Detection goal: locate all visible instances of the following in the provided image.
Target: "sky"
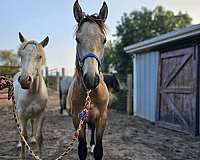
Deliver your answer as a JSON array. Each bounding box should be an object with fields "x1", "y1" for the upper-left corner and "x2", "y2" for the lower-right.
[{"x1": 0, "y1": 0, "x2": 200, "y2": 75}]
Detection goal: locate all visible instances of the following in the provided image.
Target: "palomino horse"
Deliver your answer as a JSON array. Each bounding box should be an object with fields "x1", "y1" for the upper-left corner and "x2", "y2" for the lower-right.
[
  {"x1": 67, "y1": 1, "x2": 109, "y2": 159},
  {"x1": 59, "y1": 73, "x2": 120, "y2": 114},
  {"x1": 13, "y1": 32, "x2": 49, "y2": 159}
]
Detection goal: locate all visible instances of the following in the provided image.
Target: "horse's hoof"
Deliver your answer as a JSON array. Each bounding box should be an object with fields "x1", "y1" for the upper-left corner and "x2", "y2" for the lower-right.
[
  {"x1": 30, "y1": 137, "x2": 37, "y2": 144},
  {"x1": 17, "y1": 142, "x2": 21, "y2": 148},
  {"x1": 63, "y1": 110, "x2": 69, "y2": 116},
  {"x1": 90, "y1": 144, "x2": 95, "y2": 153},
  {"x1": 60, "y1": 109, "x2": 63, "y2": 114}
]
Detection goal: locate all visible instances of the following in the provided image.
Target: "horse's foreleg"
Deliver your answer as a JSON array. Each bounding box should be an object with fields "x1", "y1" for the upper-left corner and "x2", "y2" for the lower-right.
[
  {"x1": 36, "y1": 114, "x2": 44, "y2": 157},
  {"x1": 30, "y1": 119, "x2": 37, "y2": 144},
  {"x1": 63, "y1": 93, "x2": 67, "y2": 110},
  {"x1": 73, "y1": 118, "x2": 87, "y2": 160},
  {"x1": 63, "y1": 94, "x2": 68, "y2": 115},
  {"x1": 90, "y1": 124, "x2": 95, "y2": 153},
  {"x1": 78, "y1": 125, "x2": 87, "y2": 160},
  {"x1": 59, "y1": 93, "x2": 63, "y2": 114},
  {"x1": 94, "y1": 116, "x2": 107, "y2": 160},
  {"x1": 60, "y1": 93, "x2": 68, "y2": 115},
  {"x1": 19, "y1": 121, "x2": 28, "y2": 160},
  {"x1": 31, "y1": 119, "x2": 34, "y2": 137}
]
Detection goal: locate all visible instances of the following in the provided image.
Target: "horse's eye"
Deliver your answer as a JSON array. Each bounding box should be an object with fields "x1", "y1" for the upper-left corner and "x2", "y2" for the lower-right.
[
  {"x1": 76, "y1": 37, "x2": 80, "y2": 43},
  {"x1": 38, "y1": 55, "x2": 42, "y2": 59},
  {"x1": 103, "y1": 38, "x2": 107, "y2": 44}
]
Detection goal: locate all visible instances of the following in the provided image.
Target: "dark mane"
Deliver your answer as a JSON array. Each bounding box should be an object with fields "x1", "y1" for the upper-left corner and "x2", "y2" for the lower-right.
[
  {"x1": 22, "y1": 41, "x2": 38, "y2": 49},
  {"x1": 76, "y1": 14, "x2": 107, "y2": 34}
]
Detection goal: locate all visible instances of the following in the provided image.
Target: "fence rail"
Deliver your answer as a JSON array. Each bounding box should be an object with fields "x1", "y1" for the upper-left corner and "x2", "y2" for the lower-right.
[
  {"x1": 0, "y1": 89, "x2": 8, "y2": 99},
  {"x1": 0, "y1": 66, "x2": 134, "y2": 115},
  {"x1": 45, "y1": 67, "x2": 65, "y2": 90}
]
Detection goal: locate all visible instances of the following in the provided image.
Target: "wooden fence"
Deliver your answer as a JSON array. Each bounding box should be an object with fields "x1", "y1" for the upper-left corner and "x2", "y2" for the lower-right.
[
  {"x1": 127, "y1": 74, "x2": 133, "y2": 115},
  {"x1": 0, "y1": 65, "x2": 134, "y2": 115},
  {"x1": 44, "y1": 67, "x2": 65, "y2": 90},
  {"x1": 0, "y1": 88, "x2": 8, "y2": 100}
]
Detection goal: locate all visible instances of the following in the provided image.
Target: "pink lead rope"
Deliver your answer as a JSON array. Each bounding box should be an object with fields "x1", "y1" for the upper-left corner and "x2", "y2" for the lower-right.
[{"x1": 0, "y1": 76, "x2": 92, "y2": 160}]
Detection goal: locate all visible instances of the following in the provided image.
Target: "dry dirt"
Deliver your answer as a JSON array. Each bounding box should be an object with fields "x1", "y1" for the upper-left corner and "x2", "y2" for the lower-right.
[{"x1": 0, "y1": 90, "x2": 200, "y2": 160}]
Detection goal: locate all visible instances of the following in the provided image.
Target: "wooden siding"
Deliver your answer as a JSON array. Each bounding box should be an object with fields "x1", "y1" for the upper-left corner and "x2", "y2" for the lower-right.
[
  {"x1": 156, "y1": 46, "x2": 199, "y2": 135},
  {"x1": 133, "y1": 51, "x2": 159, "y2": 122}
]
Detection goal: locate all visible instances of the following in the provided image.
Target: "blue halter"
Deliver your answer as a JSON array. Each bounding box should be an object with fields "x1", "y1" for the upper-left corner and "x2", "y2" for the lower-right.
[{"x1": 76, "y1": 52, "x2": 104, "y2": 71}]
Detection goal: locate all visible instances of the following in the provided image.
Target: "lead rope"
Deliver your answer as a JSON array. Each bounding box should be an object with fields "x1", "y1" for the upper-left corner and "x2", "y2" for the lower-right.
[
  {"x1": 55, "y1": 90, "x2": 91, "y2": 160},
  {"x1": 4, "y1": 77, "x2": 42, "y2": 160},
  {"x1": 0, "y1": 76, "x2": 91, "y2": 160}
]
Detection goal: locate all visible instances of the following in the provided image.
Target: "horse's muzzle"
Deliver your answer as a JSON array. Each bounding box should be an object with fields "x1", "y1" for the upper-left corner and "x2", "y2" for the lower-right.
[
  {"x1": 83, "y1": 73, "x2": 100, "y2": 90},
  {"x1": 18, "y1": 74, "x2": 32, "y2": 89}
]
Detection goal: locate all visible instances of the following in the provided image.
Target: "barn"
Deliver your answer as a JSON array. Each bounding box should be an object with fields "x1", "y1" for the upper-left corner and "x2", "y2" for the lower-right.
[{"x1": 124, "y1": 24, "x2": 200, "y2": 135}]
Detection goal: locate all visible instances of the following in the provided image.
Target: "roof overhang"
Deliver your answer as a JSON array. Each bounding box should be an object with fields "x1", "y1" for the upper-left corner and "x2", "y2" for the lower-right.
[{"x1": 124, "y1": 24, "x2": 200, "y2": 55}]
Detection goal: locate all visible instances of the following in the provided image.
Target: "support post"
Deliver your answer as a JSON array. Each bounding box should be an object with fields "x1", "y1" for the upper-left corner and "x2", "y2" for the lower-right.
[
  {"x1": 62, "y1": 68, "x2": 65, "y2": 77},
  {"x1": 56, "y1": 71, "x2": 60, "y2": 91},
  {"x1": 127, "y1": 74, "x2": 133, "y2": 115}
]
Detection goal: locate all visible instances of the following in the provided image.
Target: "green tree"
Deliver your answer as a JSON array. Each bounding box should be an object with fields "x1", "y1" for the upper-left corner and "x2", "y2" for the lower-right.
[
  {"x1": 103, "y1": 41, "x2": 115, "y2": 73},
  {"x1": 0, "y1": 50, "x2": 19, "y2": 75},
  {"x1": 104, "y1": 6, "x2": 192, "y2": 75}
]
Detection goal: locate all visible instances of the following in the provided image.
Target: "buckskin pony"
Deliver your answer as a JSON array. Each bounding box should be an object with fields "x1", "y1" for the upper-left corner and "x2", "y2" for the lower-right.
[{"x1": 67, "y1": 1, "x2": 109, "y2": 159}]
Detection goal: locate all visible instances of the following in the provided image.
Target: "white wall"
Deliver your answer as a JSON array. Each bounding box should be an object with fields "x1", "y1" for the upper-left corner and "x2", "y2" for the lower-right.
[{"x1": 133, "y1": 51, "x2": 159, "y2": 122}]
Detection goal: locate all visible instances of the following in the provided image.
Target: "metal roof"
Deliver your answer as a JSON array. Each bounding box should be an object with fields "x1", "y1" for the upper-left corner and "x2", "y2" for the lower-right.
[{"x1": 124, "y1": 24, "x2": 200, "y2": 54}]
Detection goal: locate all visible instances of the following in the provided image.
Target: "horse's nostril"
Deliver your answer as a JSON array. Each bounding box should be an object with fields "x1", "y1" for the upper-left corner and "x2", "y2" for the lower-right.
[
  {"x1": 18, "y1": 76, "x2": 21, "y2": 82},
  {"x1": 28, "y1": 76, "x2": 32, "y2": 82},
  {"x1": 83, "y1": 73, "x2": 100, "y2": 90},
  {"x1": 83, "y1": 73, "x2": 92, "y2": 89},
  {"x1": 95, "y1": 74, "x2": 100, "y2": 85}
]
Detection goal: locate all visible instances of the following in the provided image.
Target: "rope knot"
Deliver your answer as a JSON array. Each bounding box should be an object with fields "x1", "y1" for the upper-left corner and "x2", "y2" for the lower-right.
[
  {"x1": 0, "y1": 76, "x2": 14, "y2": 100},
  {"x1": 79, "y1": 108, "x2": 89, "y2": 119}
]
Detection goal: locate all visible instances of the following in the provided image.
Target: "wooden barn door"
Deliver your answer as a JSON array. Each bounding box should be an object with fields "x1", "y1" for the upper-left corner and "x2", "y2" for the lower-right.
[{"x1": 156, "y1": 46, "x2": 199, "y2": 135}]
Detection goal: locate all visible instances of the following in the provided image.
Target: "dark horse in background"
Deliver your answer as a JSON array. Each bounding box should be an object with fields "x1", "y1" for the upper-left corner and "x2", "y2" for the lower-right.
[
  {"x1": 59, "y1": 76, "x2": 73, "y2": 114},
  {"x1": 59, "y1": 73, "x2": 120, "y2": 114}
]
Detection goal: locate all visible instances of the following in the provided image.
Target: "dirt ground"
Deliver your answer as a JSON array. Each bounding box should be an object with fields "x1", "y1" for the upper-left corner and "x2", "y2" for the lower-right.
[{"x1": 0, "y1": 90, "x2": 200, "y2": 160}]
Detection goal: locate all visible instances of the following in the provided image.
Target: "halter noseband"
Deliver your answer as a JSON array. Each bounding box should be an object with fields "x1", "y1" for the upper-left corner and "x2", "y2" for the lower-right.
[
  {"x1": 75, "y1": 15, "x2": 106, "y2": 73},
  {"x1": 76, "y1": 51, "x2": 104, "y2": 72}
]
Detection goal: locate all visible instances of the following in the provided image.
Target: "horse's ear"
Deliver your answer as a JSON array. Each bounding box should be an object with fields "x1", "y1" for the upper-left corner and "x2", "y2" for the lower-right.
[
  {"x1": 40, "y1": 36, "x2": 49, "y2": 48},
  {"x1": 73, "y1": 0, "x2": 84, "y2": 23},
  {"x1": 19, "y1": 32, "x2": 27, "y2": 43},
  {"x1": 99, "y1": 2, "x2": 108, "y2": 22}
]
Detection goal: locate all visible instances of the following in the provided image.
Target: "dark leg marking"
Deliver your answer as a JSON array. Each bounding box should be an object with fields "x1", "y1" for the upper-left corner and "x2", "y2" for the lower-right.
[
  {"x1": 94, "y1": 139, "x2": 103, "y2": 160},
  {"x1": 78, "y1": 137, "x2": 87, "y2": 160}
]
